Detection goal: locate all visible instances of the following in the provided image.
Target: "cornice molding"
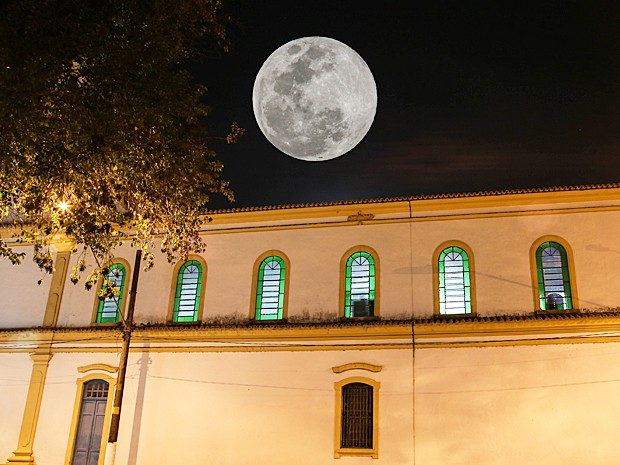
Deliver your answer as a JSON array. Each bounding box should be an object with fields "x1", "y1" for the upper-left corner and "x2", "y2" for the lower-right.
[
  {"x1": 205, "y1": 183, "x2": 620, "y2": 215},
  {"x1": 199, "y1": 185, "x2": 620, "y2": 233},
  {"x1": 3, "y1": 313, "x2": 620, "y2": 351}
]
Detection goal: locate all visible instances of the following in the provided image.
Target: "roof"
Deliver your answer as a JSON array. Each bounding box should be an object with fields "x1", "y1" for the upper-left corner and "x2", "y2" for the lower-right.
[{"x1": 206, "y1": 183, "x2": 620, "y2": 214}]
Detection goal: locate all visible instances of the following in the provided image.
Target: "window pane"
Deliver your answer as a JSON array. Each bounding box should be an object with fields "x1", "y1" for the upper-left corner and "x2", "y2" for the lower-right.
[
  {"x1": 438, "y1": 247, "x2": 471, "y2": 314},
  {"x1": 345, "y1": 252, "x2": 375, "y2": 318},
  {"x1": 97, "y1": 264, "x2": 125, "y2": 323},
  {"x1": 537, "y1": 242, "x2": 572, "y2": 310},
  {"x1": 256, "y1": 256, "x2": 285, "y2": 320},
  {"x1": 173, "y1": 261, "x2": 202, "y2": 322}
]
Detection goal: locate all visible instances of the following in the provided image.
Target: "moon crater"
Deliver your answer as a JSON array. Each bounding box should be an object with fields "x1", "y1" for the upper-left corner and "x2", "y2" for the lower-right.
[{"x1": 253, "y1": 37, "x2": 377, "y2": 161}]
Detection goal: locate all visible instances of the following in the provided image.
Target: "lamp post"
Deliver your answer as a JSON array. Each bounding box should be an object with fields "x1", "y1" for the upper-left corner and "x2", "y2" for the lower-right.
[{"x1": 105, "y1": 249, "x2": 142, "y2": 465}]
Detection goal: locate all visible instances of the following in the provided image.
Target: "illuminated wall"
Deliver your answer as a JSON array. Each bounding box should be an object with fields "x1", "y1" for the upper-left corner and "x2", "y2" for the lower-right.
[{"x1": 1, "y1": 186, "x2": 620, "y2": 465}]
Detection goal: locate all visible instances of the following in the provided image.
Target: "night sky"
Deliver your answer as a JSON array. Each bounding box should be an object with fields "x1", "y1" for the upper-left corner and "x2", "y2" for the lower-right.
[{"x1": 202, "y1": 1, "x2": 620, "y2": 209}]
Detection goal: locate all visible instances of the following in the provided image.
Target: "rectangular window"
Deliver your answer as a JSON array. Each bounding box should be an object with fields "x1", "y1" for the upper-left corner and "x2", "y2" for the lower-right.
[
  {"x1": 335, "y1": 378, "x2": 379, "y2": 458},
  {"x1": 341, "y1": 383, "x2": 373, "y2": 449}
]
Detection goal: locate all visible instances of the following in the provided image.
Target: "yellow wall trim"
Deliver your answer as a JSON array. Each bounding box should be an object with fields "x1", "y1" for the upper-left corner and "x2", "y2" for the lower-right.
[
  {"x1": 197, "y1": 185, "x2": 620, "y2": 233},
  {"x1": 332, "y1": 362, "x2": 383, "y2": 373},
  {"x1": 5, "y1": 353, "x2": 53, "y2": 464},
  {"x1": 4, "y1": 314, "x2": 620, "y2": 353},
  {"x1": 77, "y1": 363, "x2": 119, "y2": 373},
  {"x1": 43, "y1": 250, "x2": 71, "y2": 327}
]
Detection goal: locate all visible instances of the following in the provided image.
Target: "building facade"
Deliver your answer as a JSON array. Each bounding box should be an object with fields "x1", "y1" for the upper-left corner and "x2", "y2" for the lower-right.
[{"x1": 2, "y1": 185, "x2": 620, "y2": 465}]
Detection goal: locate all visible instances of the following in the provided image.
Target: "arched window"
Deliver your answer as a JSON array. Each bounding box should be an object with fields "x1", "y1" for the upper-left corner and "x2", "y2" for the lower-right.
[
  {"x1": 71, "y1": 379, "x2": 109, "y2": 465},
  {"x1": 254, "y1": 255, "x2": 287, "y2": 320},
  {"x1": 95, "y1": 263, "x2": 126, "y2": 323},
  {"x1": 536, "y1": 241, "x2": 573, "y2": 310},
  {"x1": 438, "y1": 246, "x2": 472, "y2": 315},
  {"x1": 344, "y1": 251, "x2": 376, "y2": 318},
  {"x1": 172, "y1": 260, "x2": 203, "y2": 322}
]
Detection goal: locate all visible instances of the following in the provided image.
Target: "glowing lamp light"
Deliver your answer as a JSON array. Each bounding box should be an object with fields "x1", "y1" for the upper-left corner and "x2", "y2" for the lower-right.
[{"x1": 57, "y1": 200, "x2": 70, "y2": 212}]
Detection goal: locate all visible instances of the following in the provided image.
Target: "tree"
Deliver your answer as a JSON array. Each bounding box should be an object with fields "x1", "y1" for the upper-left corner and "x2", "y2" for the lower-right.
[{"x1": 0, "y1": 0, "x2": 243, "y2": 291}]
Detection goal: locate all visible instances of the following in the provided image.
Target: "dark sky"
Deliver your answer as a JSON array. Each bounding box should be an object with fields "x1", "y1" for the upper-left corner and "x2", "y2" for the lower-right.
[{"x1": 202, "y1": 1, "x2": 620, "y2": 209}]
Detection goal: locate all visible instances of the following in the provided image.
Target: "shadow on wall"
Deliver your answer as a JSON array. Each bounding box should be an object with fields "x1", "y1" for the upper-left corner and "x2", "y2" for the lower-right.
[
  {"x1": 393, "y1": 265, "x2": 610, "y2": 310},
  {"x1": 393, "y1": 265, "x2": 431, "y2": 275},
  {"x1": 586, "y1": 243, "x2": 620, "y2": 255},
  {"x1": 127, "y1": 347, "x2": 151, "y2": 465}
]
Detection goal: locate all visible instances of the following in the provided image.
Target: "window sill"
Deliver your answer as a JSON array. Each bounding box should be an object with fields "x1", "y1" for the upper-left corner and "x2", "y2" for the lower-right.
[
  {"x1": 534, "y1": 308, "x2": 580, "y2": 315},
  {"x1": 339, "y1": 316, "x2": 380, "y2": 322},
  {"x1": 335, "y1": 447, "x2": 378, "y2": 459},
  {"x1": 250, "y1": 318, "x2": 288, "y2": 324},
  {"x1": 433, "y1": 313, "x2": 477, "y2": 320}
]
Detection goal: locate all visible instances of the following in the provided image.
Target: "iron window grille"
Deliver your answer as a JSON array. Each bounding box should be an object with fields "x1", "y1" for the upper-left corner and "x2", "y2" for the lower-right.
[
  {"x1": 84, "y1": 380, "x2": 109, "y2": 399},
  {"x1": 341, "y1": 382, "x2": 373, "y2": 449}
]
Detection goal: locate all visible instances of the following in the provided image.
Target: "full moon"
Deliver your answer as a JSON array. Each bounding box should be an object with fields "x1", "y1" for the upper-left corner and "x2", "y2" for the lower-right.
[{"x1": 252, "y1": 36, "x2": 377, "y2": 161}]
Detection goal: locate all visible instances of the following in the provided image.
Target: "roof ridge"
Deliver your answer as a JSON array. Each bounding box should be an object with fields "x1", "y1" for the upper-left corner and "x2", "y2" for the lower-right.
[{"x1": 205, "y1": 183, "x2": 620, "y2": 214}]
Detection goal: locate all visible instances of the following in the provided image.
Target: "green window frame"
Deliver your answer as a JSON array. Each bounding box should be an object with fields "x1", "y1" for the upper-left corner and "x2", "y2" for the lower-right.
[
  {"x1": 96, "y1": 263, "x2": 126, "y2": 323},
  {"x1": 255, "y1": 255, "x2": 285, "y2": 320},
  {"x1": 344, "y1": 251, "x2": 375, "y2": 318},
  {"x1": 536, "y1": 241, "x2": 573, "y2": 310},
  {"x1": 438, "y1": 246, "x2": 472, "y2": 315},
  {"x1": 172, "y1": 260, "x2": 203, "y2": 322}
]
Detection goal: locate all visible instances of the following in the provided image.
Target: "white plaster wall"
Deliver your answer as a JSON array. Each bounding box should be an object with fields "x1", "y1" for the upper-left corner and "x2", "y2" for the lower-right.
[
  {"x1": 132, "y1": 251, "x2": 176, "y2": 324},
  {"x1": 37, "y1": 205, "x2": 620, "y2": 326},
  {"x1": 415, "y1": 342, "x2": 620, "y2": 465},
  {"x1": 396, "y1": 209, "x2": 620, "y2": 316},
  {"x1": 111, "y1": 349, "x2": 414, "y2": 465},
  {"x1": 34, "y1": 351, "x2": 122, "y2": 464},
  {"x1": 0, "y1": 248, "x2": 50, "y2": 328},
  {"x1": 10, "y1": 341, "x2": 620, "y2": 465},
  {"x1": 58, "y1": 250, "x2": 114, "y2": 327},
  {"x1": 201, "y1": 222, "x2": 415, "y2": 320},
  {"x1": 58, "y1": 242, "x2": 199, "y2": 326},
  {"x1": 0, "y1": 353, "x2": 32, "y2": 459}
]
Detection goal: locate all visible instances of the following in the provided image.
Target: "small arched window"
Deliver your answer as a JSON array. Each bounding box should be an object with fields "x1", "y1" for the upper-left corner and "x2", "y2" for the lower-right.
[
  {"x1": 344, "y1": 251, "x2": 376, "y2": 318},
  {"x1": 536, "y1": 241, "x2": 573, "y2": 310},
  {"x1": 438, "y1": 246, "x2": 472, "y2": 315},
  {"x1": 341, "y1": 383, "x2": 374, "y2": 449},
  {"x1": 255, "y1": 255, "x2": 286, "y2": 320},
  {"x1": 335, "y1": 377, "x2": 380, "y2": 458},
  {"x1": 96, "y1": 263, "x2": 126, "y2": 323},
  {"x1": 172, "y1": 260, "x2": 203, "y2": 322}
]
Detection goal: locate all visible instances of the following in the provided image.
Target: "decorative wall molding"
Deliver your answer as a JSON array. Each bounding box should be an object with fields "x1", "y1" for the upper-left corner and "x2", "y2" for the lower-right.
[
  {"x1": 77, "y1": 363, "x2": 119, "y2": 374},
  {"x1": 332, "y1": 362, "x2": 383, "y2": 373}
]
